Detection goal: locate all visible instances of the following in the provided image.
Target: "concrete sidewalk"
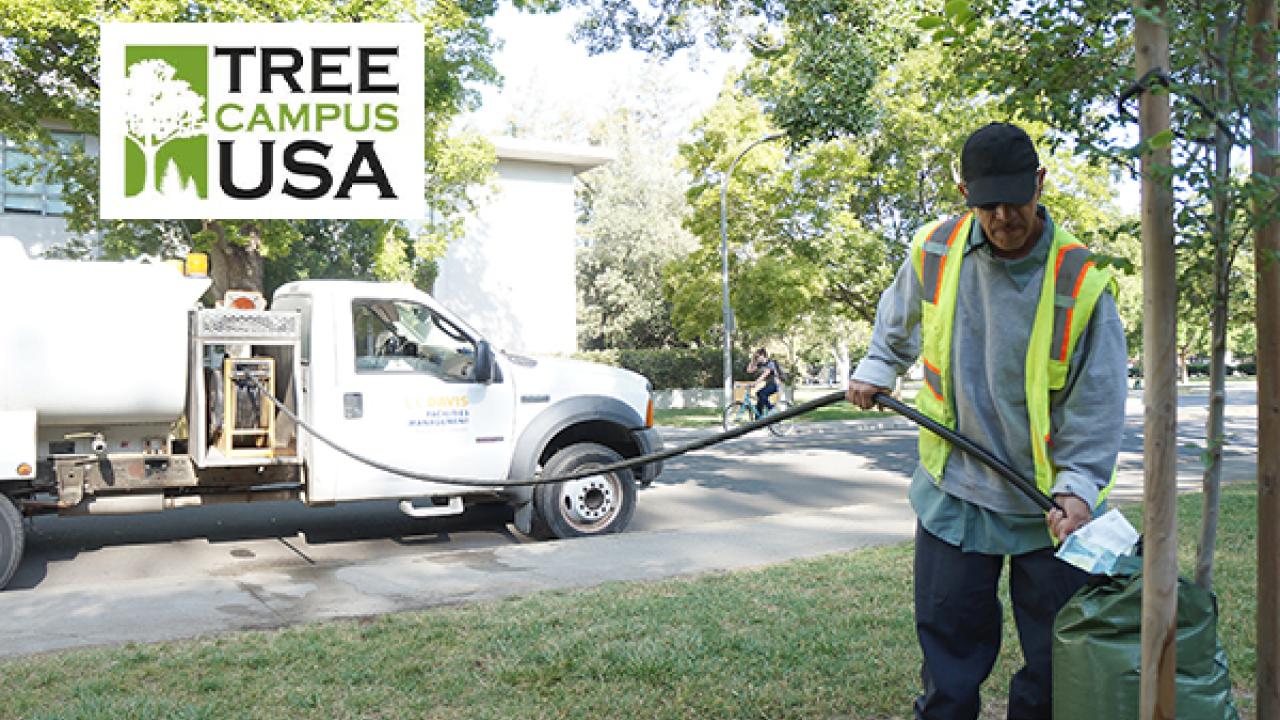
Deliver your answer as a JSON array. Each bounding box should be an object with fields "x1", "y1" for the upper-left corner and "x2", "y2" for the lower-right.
[{"x1": 0, "y1": 499, "x2": 918, "y2": 659}]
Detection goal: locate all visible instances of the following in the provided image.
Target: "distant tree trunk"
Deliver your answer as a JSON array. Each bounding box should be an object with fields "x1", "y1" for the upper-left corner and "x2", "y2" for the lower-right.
[
  {"x1": 832, "y1": 341, "x2": 850, "y2": 390},
  {"x1": 206, "y1": 221, "x2": 265, "y2": 300},
  {"x1": 1195, "y1": 14, "x2": 1235, "y2": 593}
]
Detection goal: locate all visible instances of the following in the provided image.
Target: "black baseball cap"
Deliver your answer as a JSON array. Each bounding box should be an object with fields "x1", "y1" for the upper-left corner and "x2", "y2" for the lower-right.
[{"x1": 961, "y1": 122, "x2": 1040, "y2": 207}]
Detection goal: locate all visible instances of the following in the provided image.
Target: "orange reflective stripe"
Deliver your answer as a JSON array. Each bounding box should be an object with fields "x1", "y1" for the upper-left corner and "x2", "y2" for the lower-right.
[
  {"x1": 934, "y1": 215, "x2": 967, "y2": 304},
  {"x1": 922, "y1": 357, "x2": 944, "y2": 401},
  {"x1": 920, "y1": 214, "x2": 970, "y2": 305},
  {"x1": 1051, "y1": 244, "x2": 1093, "y2": 362},
  {"x1": 1053, "y1": 243, "x2": 1085, "y2": 282},
  {"x1": 1060, "y1": 259, "x2": 1095, "y2": 361}
]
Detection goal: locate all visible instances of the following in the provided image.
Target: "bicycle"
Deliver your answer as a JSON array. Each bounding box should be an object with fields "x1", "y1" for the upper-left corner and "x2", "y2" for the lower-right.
[{"x1": 722, "y1": 384, "x2": 795, "y2": 436}]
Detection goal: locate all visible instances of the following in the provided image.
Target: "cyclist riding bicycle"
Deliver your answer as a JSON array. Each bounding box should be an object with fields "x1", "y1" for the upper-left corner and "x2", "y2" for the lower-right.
[{"x1": 746, "y1": 348, "x2": 782, "y2": 412}]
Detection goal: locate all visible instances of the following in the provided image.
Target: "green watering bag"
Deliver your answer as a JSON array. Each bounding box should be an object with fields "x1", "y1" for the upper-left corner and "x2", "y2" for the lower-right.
[{"x1": 1052, "y1": 557, "x2": 1239, "y2": 720}]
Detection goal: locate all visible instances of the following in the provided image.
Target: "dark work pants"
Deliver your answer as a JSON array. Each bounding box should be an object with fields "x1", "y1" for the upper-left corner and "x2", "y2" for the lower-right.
[{"x1": 912, "y1": 523, "x2": 1089, "y2": 720}]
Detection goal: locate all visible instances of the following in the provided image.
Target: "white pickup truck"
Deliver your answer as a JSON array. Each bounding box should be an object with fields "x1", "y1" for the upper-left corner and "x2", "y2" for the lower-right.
[{"x1": 0, "y1": 238, "x2": 662, "y2": 589}]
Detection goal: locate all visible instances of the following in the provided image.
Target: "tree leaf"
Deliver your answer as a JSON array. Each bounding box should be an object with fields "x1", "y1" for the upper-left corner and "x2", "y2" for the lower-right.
[
  {"x1": 916, "y1": 15, "x2": 945, "y2": 30},
  {"x1": 1149, "y1": 129, "x2": 1175, "y2": 149},
  {"x1": 944, "y1": 0, "x2": 970, "y2": 19}
]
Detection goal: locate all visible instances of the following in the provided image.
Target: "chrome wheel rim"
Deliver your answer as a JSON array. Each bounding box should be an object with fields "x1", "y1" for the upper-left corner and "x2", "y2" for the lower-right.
[{"x1": 558, "y1": 468, "x2": 620, "y2": 532}]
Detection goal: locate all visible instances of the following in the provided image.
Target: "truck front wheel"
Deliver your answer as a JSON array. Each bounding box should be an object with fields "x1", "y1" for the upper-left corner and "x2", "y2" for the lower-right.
[
  {"x1": 532, "y1": 443, "x2": 636, "y2": 540},
  {"x1": 0, "y1": 494, "x2": 24, "y2": 590}
]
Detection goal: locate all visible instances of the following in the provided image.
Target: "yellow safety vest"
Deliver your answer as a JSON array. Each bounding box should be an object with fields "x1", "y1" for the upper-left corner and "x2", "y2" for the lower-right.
[{"x1": 910, "y1": 212, "x2": 1118, "y2": 504}]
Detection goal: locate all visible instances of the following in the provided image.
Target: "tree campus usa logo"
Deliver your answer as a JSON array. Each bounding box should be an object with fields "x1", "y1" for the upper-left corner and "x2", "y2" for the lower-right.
[{"x1": 100, "y1": 23, "x2": 425, "y2": 220}]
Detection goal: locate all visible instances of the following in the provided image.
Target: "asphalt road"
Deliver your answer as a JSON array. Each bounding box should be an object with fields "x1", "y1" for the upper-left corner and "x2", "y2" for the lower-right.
[
  {"x1": 7, "y1": 420, "x2": 918, "y2": 593},
  {"x1": 0, "y1": 383, "x2": 1258, "y2": 655}
]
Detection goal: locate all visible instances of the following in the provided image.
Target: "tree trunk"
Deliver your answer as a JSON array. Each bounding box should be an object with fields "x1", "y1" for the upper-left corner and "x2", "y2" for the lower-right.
[
  {"x1": 1195, "y1": 17, "x2": 1234, "y2": 592},
  {"x1": 1247, "y1": 0, "x2": 1279, "y2": 714},
  {"x1": 1134, "y1": 2, "x2": 1179, "y2": 716},
  {"x1": 206, "y1": 221, "x2": 266, "y2": 300},
  {"x1": 832, "y1": 341, "x2": 850, "y2": 390},
  {"x1": 1195, "y1": 185, "x2": 1229, "y2": 591}
]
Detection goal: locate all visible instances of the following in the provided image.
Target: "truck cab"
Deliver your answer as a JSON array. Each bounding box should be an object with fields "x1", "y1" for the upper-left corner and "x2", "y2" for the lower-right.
[
  {"x1": 271, "y1": 280, "x2": 662, "y2": 528},
  {"x1": 0, "y1": 242, "x2": 662, "y2": 590}
]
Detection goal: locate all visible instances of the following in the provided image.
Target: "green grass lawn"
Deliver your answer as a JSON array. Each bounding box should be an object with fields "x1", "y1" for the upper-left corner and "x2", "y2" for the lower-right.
[{"x1": 0, "y1": 485, "x2": 1259, "y2": 719}]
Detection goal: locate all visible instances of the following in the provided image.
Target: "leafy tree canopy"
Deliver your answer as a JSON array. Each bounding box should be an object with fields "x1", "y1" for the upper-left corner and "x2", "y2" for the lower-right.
[
  {"x1": 670, "y1": 43, "x2": 1139, "y2": 362},
  {"x1": 566, "y1": 0, "x2": 927, "y2": 144}
]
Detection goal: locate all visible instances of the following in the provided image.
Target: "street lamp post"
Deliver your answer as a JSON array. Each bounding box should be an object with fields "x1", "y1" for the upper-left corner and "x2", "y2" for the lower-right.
[{"x1": 719, "y1": 132, "x2": 785, "y2": 406}]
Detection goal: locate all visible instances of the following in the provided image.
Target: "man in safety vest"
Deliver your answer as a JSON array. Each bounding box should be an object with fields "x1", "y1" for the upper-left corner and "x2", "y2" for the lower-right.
[{"x1": 846, "y1": 122, "x2": 1127, "y2": 720}]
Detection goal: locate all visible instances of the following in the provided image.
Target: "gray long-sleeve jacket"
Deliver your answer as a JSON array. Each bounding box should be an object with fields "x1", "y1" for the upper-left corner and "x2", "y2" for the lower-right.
[{"x1": 853, "y1": 208, "x2": 1129, "y2": 516}]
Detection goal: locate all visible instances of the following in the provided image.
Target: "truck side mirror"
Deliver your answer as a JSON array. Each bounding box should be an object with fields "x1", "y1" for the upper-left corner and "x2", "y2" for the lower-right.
[{"x1": 473, "y1": 340, "x2": 496, "y2": 384}]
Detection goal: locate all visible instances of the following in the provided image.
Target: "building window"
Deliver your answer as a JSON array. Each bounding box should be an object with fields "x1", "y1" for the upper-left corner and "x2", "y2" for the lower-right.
[{"x1": 0, "y1": 132, "x2": 83, "y2": 216}]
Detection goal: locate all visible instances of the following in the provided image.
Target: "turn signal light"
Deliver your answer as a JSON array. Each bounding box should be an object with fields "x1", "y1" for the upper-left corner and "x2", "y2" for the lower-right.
[
  {"x1": 646, "y1": 397, "x2": 655, "y2": 428},
  {"x1": 16, "y1": 463, "x2": 32, "y2": 477}
]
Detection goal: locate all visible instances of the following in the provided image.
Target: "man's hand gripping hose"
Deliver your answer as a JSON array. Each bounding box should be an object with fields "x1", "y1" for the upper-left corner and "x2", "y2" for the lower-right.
[{"x1": 243, "y1": 376, "x2": 848, "y2": 488}]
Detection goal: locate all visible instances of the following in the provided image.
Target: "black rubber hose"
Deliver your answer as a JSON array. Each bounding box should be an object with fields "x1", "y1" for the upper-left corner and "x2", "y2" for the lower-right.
[
  {"x1": 249, "y1": 377, "x2": 848, "y2": 487},
  {"x1": 252, "y1": 375, "x2": 1067, "y2": 514},
  {"x1": 871, "y1": 391, "x2": 1062, "y2": 514}
]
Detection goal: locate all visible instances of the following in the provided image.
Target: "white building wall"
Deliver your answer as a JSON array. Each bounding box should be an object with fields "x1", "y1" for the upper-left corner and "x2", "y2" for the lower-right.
[{"x1": 433, "y1": 138, "x2": 610, "y2": 356}]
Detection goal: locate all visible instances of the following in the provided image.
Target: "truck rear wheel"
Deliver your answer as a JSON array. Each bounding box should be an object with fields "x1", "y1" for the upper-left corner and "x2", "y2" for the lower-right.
[
  {"x1": 532, "y1": 443, "x2": 636, "y2": 540},
  {"x1": 0, "y1": 494, "x2": 24, "y2": 591}
]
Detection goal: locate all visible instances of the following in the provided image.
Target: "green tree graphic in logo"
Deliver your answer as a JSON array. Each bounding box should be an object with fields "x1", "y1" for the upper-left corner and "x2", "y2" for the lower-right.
[{"x1": 123, "y1": 46, "x2": 208, "y2": 199}]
